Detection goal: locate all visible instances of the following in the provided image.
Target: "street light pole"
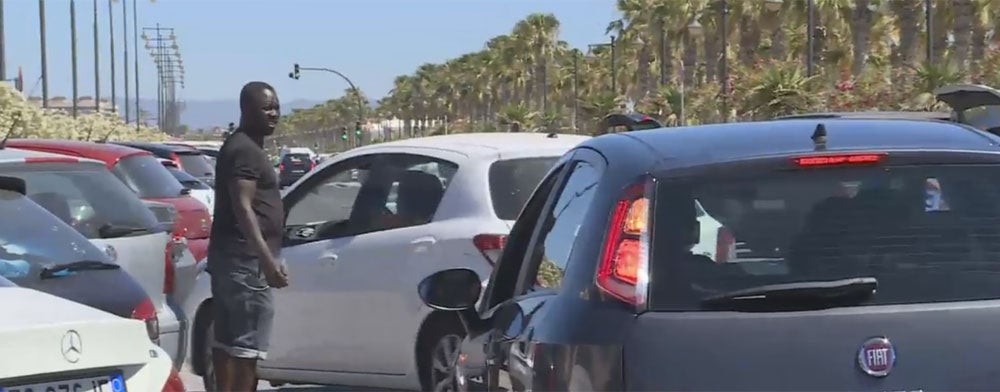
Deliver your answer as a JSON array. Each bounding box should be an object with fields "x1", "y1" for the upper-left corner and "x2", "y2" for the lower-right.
[
  {"x1": 108, "y1": 0, "x2": 115, "y2": 115},
  {"x1": 806, "y1": 0, "x2": 815, "y2": 76},
  {"x1": 70, "y1": 0, "x2": 79, "y2": 118},
  {"x1": 719, "y1": 0, "x2": 730, "y2": 123},
  {"x1": 92, "y1": 0, "x2": 100, "y2": 113},
  {"x1": 132, "y1": 0, "x2": 139, "y2": 130},
  {"x1": 38, "y1": 0, "x2": 49, "y2": 107},
  {"x1": 572, "y1": 50, "x2": 578, "y2": 133},
  {"x1": 925, "y1": 0, "x2": 933, "y2": 64},
  {"x1": 610, "y1": 35, "x2": 617, "y2": 96},
  {"x1": 122, "y1": 0, "x2": 129, "y2": 122},
  {"x1": 0, "y1": 0, "x2": 6, "y2": 81}
]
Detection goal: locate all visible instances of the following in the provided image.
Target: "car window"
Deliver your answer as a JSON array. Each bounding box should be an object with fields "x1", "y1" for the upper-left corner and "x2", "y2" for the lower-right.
[
  {"x1": 0, "y1": 189, "x2": 109, "y2": 282},
  {"x1": 167, "y1": 167, "x2": 211, "y2": 190},
  {"x1": 489, "y1": 157, "x2": 559, "y2": 220},
  {"x1": 285, "y1": 160, "x2": 371, "y2": 229},
  {"x1": 648, "y1": 164, "x2": 1000, "y2": 311},
  {"x1": 282, "y1": 153, "x2": 312, "y2": 165},
  {"x1": 4, "y1": 163, "x2": 160, "y2": 239},
  {"x1": 177, "y1": 151, "x2": 215, "y2": 177},
  {"x1": 526, "y1": 161, "x2": 600, "y2": 291},
  {"x1": 113, "y1": 154, "x2": 186, "y2": 198}
]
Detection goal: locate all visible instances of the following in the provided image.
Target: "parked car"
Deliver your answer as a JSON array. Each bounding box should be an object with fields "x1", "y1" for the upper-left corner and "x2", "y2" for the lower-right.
[
  {"x1": 7, "y1": 139, "x2": 212, "y2": 262},
  {"x1": 417, "y1": 118, "x2": 1000, "y2": 391},
  {"x1": 600, "y1": 112, "x2": 664, "y2": 133},
  {"x1": 0, "y1": 175, "x2": 159, "y2": 344},
  {"x1": 116, "y1": 142, "x2": 216, "y2": 187},
  {"x1": 185, "y1": 132, "x2": 589, "y2": 390},
  {"x1": 0, "y1": 146, "x2": 189, "y2": 368},
  {"x1": 0, "y1": 282, "x2": 184, "y2": 391},
  {"x1": 160, "y1": 159, "x2": 214, "y2": 214},
  {"x1": 278, "y1": 151, "x2": 316, "y2": 187}
]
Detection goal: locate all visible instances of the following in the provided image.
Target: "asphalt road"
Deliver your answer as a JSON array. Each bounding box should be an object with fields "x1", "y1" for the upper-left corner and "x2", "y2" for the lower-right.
[{"x1": 179, "y1": 364, "x2": 402, "y2": 392}]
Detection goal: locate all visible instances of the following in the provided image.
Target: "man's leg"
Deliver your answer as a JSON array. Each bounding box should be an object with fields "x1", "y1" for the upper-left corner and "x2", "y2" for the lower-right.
[
  {"x1": 210, "y1": 275, "x2": 235, "y2": 392},
  {"x1": 226, "y1": 270, "x2": 275, "y2": 392},
  {"x1": 212, "y1": 349, "x2": 234, "y2": 392},
  {"x1": 231, "y1": 358, "x2": 260, "y2": 391}
]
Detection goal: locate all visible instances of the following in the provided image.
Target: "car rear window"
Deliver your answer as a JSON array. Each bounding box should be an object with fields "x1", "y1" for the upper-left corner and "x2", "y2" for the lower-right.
[
  {"x1": 0, "y1": 189, "x2": 109, "y2": 281},
  {"x1": 177, "y1": 151, "x2": 215, "y2": 177},
  {"x1": 649, "y1": 164, "x2": 1000, "y2": 311},
  {"x1": 3, "y1": 163, "x2": 160, "y2": 240},
  {"x1": 167, "y1": 167, "x2": 211, "y2": 190},
  {"x1": 488, "y1": 157, "x2": 559, "y2": 220},
  {"x1": 113, "y1": 155, "x2": 186, "y2": 198},
  {"x1": 282, "y1": 153, "x2": 312, "y2": 165}
]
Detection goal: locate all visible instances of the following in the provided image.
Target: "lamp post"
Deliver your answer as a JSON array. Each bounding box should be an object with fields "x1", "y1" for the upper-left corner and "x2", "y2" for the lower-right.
[
  {"x1": 108, "y1": 0, "x2": 115, "y2": 115},
  {"x1": 683, "y1": 18, "x2": 704, "y2": 126},
  {"x1": 806, "y1": 0, "x2": 815, "y2": 76},
  {"x1": 143, "y1": 25, "x2": 183, "y2": 133},
  {"x1": 0, "y1": 0, "x2": 6, "y2": 80},
  {"x1": 588, "y1": 36, "x2": 617, "y2": 96},
  {"x1": 288, "y1": 64, "x2": 366, "y2": 147},
  {"x1": 92, "y1": 0, "x2": 100, "y2": 113},
  {"x1": 718, "y1": 0, "x2": 730, "y2": 122},
  {"x1": 70, "y1": 0, "x2": 79, "y2": 118},
  {"x1": 122, "y1": 0, "x2": 129, "y2": 122},
  {"x1": 38, "y1": 0, "x2": 49, "y2": 107},
  {"x1": 572, "y1": 49, "x2": 579, "y2": 132},
  {"x1": 924, "y1": 0, "x2": 933, "y2": 64}
]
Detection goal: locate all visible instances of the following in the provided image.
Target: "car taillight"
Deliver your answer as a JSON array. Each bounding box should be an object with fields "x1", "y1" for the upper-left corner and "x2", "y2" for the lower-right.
[
  {"x1": 279, "y1": 163, "x2": 285, "y2": 171},
  {"x1": 162, "y1": 367, "x2": 186, "y2": 392},
  {"x1": 596, "y1": 179, "x2": 652, "y2": 306},
  {"x1": 164, "y1": 235, "x2": 183, "y2": 294},
  {"x1": 170, "y1": 152, "x2": 182, "y2": 168},
  {"x1": 715, "y1": 227, "x2": 736, "y2": 263},
  {"x1": 473, "y1": 234, "x2": 507, "y2": 266},
  {"x1": 131, "y1": 297, "x2": 160, "y2": 343}
]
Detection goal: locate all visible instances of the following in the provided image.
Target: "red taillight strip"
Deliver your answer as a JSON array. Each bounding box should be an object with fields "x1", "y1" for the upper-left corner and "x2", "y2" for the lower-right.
[{"x1": 792, "y1": 153, "x2": 886, "y2": 167}]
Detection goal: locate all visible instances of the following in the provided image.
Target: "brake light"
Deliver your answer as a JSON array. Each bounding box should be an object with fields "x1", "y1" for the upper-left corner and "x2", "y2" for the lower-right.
[
  {"x1": 23, "y1": 157, "x2": 78, "y2": 164},
  {"x1": 170, "y1": 152, "x2": 182, "y2": 168},
  {"x1": 596, "y1": 179, "x2": 652, "y2": 306},
  {"x1": 161, "y1": 367, "x2": 186, "y2": 392},
  {"x1": 130, "y1": 297, "x2": 160, "y2": 343},
  {"x1": 311, "y1": 161, "x2": 316, "y2": 170},
  {"x1": 715, "y1": 227, "x2": 736, "y2": 263},
  {"x1": 473, "y1": 234, "x2": 507, "y2": 266},
  {"x1": 792, "y1": 153, "x2": 884, "y2": 167},
  {"x1": 279, "y1": 163, "x2": 285, "y2": 171}
]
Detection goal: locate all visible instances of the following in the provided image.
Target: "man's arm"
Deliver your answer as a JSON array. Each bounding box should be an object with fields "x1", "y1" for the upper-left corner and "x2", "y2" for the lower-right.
[{"x1": 229, "y1": 178, "x2": 280, "y2": 275}]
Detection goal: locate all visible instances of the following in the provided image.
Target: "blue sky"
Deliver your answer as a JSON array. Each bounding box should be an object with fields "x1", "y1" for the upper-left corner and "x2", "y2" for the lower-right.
[{"x1": 4, "y1": 0, "x2": 619, "y2": 102}]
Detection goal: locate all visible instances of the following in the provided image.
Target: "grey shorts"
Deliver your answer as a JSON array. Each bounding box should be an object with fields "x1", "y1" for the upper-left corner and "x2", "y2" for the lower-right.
[{"x1": 210, "y1": 269, "x2": 274, "y2": 360}]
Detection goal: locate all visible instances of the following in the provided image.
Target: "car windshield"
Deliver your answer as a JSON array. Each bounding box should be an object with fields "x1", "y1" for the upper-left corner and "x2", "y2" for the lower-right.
[
  {"x1": 113, "y1": 154, "x2": 187, "y2": 198},
  {"x1": 488, "y1": 157, "x2": 559, "y2": 220},
  {"x1": 177, "y1": 151, "x2": 215, "y2": 177},
  {"x1": 3, "y1": 163, "x2": 161, "y2": 240},
  {"x1": 649, "y1": 164, "x2": 1000, "y2": 311},
  {"x1": 167, "y1": 167, "x2": 211, "y2": 190},
  {"x1": 0, "y1": 189, "x2": 109, "y2": 282}
]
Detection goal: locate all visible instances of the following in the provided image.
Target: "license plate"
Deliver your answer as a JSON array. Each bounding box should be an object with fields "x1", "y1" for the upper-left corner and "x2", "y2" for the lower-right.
[
  {"x1": 1, "y1": 373, "x2": 126, "y2": 392},
  {"x1": 292, "y1": 170, "x2": 305, "y2": 174}
]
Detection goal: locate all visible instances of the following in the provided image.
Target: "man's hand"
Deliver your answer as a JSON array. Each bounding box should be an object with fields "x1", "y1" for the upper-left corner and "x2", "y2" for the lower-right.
[{"x1": 264, "y1": 259, "x2": 289, "y2": 288}]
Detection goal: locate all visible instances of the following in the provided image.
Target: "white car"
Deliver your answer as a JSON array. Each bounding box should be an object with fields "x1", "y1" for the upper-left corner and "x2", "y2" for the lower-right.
[
  {"x1": 184, "y1": 132, "x2": 589, "y2": 390},
  {"x1": 0, "y1": 148, "x2": 185, "y2": 368},
  {"x1": 0, "y1": 279, "x2": 183, "y2": 391},
  {"x1": 162, "y1": 163, "x2": 215, "y2": 215}
]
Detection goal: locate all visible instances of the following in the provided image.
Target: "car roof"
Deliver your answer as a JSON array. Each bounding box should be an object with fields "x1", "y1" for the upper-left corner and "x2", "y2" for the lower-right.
[
  {"x1": 600, "y1": 119, "x2": 1000, "y2": 168},
  {"x1": 776, "y1": 111, "x2": 952, "y2": 121},
  {"x1": 0, "y1": 146, "x2": 107, "y2": 167},
  {"x1": 352, "y1": 132, "x2": 591, "y2": 158},
  {"x1": 4, "y1": 139, "x2": 152, "y2": 165},
  {"x1": 115, "y1": 141, "x2": 201, "y2": 154}
]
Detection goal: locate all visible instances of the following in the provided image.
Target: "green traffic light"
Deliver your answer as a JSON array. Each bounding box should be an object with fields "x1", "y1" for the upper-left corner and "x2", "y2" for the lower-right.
[{"x1": 355, "y1": 130, "x2": 362, "y2": 135}]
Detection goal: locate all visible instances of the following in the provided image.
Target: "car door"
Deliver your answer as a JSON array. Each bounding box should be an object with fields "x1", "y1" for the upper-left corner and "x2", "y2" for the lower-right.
[
  {"x1": 262, "y1": 154, "x2": 381, "y2": 371},
  {"x1": 481, "y1": 150, "x2": 606, "y2": 391}
]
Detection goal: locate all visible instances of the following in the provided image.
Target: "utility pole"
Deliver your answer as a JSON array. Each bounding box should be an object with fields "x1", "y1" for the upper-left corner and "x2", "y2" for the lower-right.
[
  {"x1": 122, "y1": 0, "x2": 129, "y2": 122},
  {"x1": 38, "y1": 0, "x2": 49, "y2": 107},
  {"x1": 108, "y1": 0, "x2": 115, "y2": 116},
  {"x1": 0, "y1": 0, "x2": 6, "y2": 81},
  {"x1": 133, "y1": 0, "x2": 139, "y2": 130},
  {"x1": 143, "y1": 25, "x2": 184, "y2": 134},
  {"x1": 92, "y1": 0, "x2": 100, "y2": 112},
  {"x1": 70, "y1": 0, "x2": 79, "y2": 118}
]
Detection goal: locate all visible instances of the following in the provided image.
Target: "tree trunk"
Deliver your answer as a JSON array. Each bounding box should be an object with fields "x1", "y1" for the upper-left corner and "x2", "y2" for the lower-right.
[
  {"x1": 851, "y1": 0, "x2": 874, "y2": 77},
  {"x1": 950, "y1": 0, "x2": 974, "y2": 72}
]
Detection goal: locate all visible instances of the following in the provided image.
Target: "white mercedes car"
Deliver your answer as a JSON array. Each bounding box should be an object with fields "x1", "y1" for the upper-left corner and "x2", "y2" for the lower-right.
[{"x1": 0, "y1": 277, "x2": 184, "y2": 391}]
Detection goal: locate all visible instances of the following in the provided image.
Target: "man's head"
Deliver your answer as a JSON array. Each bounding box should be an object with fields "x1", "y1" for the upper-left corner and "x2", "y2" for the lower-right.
[{"x1": 239, "y1": 81, "x2": 280, "y2": 136}]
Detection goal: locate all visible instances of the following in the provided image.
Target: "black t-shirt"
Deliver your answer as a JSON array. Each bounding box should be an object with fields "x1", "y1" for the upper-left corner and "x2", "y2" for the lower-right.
[{"x1": 208, "y1": 131, "x2": 284, "y2": 274}]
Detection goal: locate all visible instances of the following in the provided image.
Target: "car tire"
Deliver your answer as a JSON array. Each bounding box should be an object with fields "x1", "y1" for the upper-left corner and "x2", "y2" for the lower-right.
[
  {"x1": 419, "y1": 317, "x2": 465, "y2": 392},
  {"x1": 199, "y1": 315, "x2": 217, "y2": 392}
]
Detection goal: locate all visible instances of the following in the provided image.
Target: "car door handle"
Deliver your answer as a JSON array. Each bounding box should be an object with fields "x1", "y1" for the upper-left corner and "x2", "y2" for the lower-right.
[
  {"x1": 319, "y1": 252, "x2": 338, "y2": 265},
  {"x1": 411, "y1": 236, "x2": 437, "y2": 245}
]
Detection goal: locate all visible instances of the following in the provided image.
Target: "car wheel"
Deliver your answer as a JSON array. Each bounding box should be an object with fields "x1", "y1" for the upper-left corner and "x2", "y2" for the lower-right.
[
  {"x1": 420, "y1": 321, "x2": 464, "y2": 392},
  {"x1": 200, "y1": 316, "x2": 217, "y2": 392}
]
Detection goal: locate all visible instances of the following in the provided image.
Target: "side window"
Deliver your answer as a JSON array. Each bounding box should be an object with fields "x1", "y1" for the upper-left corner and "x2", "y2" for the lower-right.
[
  {"x1": 383, "y1": 160, "x2": 456, "y2": 224},
  {"x1": 284, "y1": 159, "x2": 373, "y2": 238},
  {"x1": 527, "y1": 161, "x2": 600, "y2": 291}
]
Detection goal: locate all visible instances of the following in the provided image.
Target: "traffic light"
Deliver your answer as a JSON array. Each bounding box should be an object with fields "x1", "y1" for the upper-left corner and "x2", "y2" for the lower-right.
[
  {"x1": 340, "y1": 126, "x2": 348, "y2": 141},
  {"x1": 354, "y1": 121, "x2": 362, "y2": 136},
  {"x1": 289, "y1": 64, "x2": 301, "y2": 80}
]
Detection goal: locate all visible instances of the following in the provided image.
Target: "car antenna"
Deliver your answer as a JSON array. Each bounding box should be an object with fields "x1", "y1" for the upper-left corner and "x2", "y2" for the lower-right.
[
  {"x1": 811, "y1": 123, "x2": 827, "y2": 151},
  {"x1": 0, "y1": 112, "x2": 23, "y2": 150}
]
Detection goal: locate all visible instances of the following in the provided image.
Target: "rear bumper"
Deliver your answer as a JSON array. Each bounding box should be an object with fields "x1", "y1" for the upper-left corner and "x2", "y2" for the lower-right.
[{"x1": 280, "y1": 172, "x2": 306, "y2": 186}]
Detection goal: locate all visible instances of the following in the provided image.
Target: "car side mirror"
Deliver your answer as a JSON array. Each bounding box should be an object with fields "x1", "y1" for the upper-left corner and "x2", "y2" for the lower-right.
[
  {"x1": 180, "y1": 187, "x2": 192, "y2": 195},
  {"x1": 417, "y1": 268, "x2": 482, "y2": 311}
]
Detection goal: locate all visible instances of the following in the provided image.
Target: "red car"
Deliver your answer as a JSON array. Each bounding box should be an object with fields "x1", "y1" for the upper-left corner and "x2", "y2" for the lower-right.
[{"x1": 6, "y1": 139, "x2": 212, "y2": 262}]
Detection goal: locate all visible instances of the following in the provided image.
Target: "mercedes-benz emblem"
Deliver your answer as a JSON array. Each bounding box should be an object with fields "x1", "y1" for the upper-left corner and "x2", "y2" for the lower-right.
[
  {"x1": 61, "y1": 330, "x2": 83, "y2": 363},
  {"x1": 104, "y1": 245, "x2": 118, "y2": 262},
  {"x1": 858, "y1": 336, "x2": 896, "y2": 377}
]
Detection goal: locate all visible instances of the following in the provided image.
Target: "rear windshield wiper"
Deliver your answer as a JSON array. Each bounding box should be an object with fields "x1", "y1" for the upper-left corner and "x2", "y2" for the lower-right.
[
  {"x1": 40, "y1": 260, "x2": 120, "y2": 279},
  {"x1": 98, "y1": 223, "x2": 151, "y2": 239},
  {"x1": 700, "y1": 277, "x2": 877, "y2": 311}
]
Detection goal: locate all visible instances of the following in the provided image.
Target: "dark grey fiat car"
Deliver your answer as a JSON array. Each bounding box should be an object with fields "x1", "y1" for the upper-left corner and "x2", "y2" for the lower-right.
[{"x1": 418, "y1": 118, "x2": 1000, "y2": 391}]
